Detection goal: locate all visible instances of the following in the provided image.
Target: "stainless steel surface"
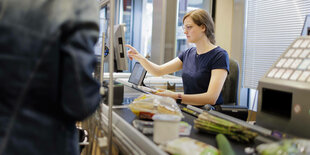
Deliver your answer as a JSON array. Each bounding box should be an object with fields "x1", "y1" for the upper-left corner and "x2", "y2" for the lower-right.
[
  {"x1": 100, "y1": 32, "x2": 105, "y2": 95},
  {"x1": 108, "y1": 0, "x2": 115, "y2": 154},
  {"x1": 100, "y1": 103, "x2": 167, "y2": 155},
  {"x1": 100, "y1": 32, "x2": 105, "y2": 86}
]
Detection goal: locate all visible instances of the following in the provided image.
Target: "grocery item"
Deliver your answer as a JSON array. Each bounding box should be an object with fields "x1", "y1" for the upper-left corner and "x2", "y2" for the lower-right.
[
  {"x1": 132, "y1": 120, "x2": 153, "y2": 134},
  {"x1": 163, "y1": 137, "x2": 219, "y2": 155},
  {"x1": 256, "y1": 139, "x2": 310, "y2": 155},
  {"x1": 194, "y1": 112, "x2": 257, "y2": 143},
  {"x1": 132, "y1": 120, "x2": 192, "y2": 136},
  {"x1": 128, "y1": 94, "x2": 183, "y2": 119},
  {"x1": 216, "y1": 134, "x2": 236, "y2": 155},
  {"x1": 152, "y1": 114, "x2": 181, "y2": 144}
]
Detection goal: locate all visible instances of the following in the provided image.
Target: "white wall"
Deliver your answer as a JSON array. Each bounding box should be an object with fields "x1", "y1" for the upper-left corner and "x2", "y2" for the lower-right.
[{"x1": 215, "y1": 0, "x2": 233, "y2": 56}]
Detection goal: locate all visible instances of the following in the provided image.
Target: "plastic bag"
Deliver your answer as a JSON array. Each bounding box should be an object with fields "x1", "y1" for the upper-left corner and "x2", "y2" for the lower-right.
[
  {"x1": 256, "y1": 139, "x2": 310, "y2": 155},
  {"x1": 162, "y1": 137, "x2": 219, "y2": 155},
  {"x1": 128, "y1": 94, "x2": 184, "y2": 120}
]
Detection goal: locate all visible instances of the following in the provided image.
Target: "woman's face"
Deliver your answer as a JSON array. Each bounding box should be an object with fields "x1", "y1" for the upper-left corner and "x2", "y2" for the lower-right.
[{"x1": 183, "y1": 17, "x2": 205, "y2": 43}]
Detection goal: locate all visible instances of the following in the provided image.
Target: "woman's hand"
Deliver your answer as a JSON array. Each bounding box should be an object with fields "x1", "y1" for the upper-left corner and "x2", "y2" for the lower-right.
[
  {"x1": 155, "y1": 89, "x2": 178, "y2": 99},
  {"x1": 125, "y1": 44, "x2": 144, "y2": 61}
]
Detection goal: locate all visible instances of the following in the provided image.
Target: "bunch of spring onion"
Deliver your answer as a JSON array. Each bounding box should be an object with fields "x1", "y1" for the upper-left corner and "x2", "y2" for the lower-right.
[{"x1": 194, "y1": 112, "x2": 258, "y2": 143}]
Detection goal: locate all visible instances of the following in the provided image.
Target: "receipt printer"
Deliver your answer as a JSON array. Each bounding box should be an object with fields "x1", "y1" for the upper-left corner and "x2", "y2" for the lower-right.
[
  {"x1": 102, "y1": 81, "x2": 124, "y2": 105},
  {"x1": 214, "y1": 105, "x2": 248, "y2": 121}
]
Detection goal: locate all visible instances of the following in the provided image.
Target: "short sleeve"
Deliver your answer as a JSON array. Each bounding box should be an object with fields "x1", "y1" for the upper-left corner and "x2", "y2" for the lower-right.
[
  {"x1": 178, "y1": 47, "x2": 194, "y2": 62},
  {"x1": 211, "y1": 50, "x2": 230, "y2": 74},
  {"x1": 178, "y1": 51, "x2": 184, "y2": 62}
]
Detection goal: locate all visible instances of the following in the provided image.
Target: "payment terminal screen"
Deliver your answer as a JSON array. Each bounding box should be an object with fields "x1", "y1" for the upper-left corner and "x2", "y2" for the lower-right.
[{"x1": 128, "y1": 62, "x2": 146, "y2": 86}]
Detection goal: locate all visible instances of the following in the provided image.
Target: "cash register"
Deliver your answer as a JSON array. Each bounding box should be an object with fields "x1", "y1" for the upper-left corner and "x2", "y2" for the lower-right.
[{"x1": 256, "y1": 15, "x2": 310, "y2": 138}]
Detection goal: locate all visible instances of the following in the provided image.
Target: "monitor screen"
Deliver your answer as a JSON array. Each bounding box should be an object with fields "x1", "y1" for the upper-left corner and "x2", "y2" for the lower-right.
[
  {"x1": 301, "y1": 14, "x2": 310, "y2": 36},
  {"x1": 128, "y1": 62, "x2": 147, "y2": 86}
]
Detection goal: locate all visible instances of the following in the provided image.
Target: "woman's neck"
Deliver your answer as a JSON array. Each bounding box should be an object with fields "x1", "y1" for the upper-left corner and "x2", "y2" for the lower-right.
[{"x1": 195, "y1": 36, "x2": 217, "y2": 55}]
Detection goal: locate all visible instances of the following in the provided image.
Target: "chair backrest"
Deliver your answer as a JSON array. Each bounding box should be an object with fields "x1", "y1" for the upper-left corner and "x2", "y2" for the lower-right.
[{"x1": 221, "y1": 58, "x2": 239, "y2": 105}]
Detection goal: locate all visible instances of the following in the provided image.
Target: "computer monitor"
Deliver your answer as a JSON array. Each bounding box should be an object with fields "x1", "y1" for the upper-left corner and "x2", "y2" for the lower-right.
[
  {"x1": 113, "y1": 24, "x2": 128, "y2": 72},
  {"x1": 93, "y1": 24, "x2": 128, "y2": 72},
  {"x1": 301, "y1": 14, "x2": 310, "y2": 36}
]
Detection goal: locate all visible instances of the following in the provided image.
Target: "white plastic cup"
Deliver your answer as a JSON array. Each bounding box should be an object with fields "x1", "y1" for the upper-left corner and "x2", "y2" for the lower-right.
[{"x1": 152, "y1": 114, "x2": 181, "y2": 144}]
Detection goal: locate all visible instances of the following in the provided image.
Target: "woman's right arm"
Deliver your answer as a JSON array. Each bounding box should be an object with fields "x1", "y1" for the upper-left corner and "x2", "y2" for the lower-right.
[{"x1": 126, "y1": 45, "x2": 182, "y2": 76}]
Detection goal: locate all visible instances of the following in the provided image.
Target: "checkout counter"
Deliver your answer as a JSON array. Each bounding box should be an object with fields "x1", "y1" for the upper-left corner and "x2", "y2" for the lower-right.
[
  {"x1": 83, "y1": 16, "x2": 310, "y2": 154},
  {"x1": 97, "y1": 85, "x2": 258, "y2": 154},
  {"x1": 83, "y1": 73, "x2": 274, "y2": 155},
  {"x1": 85, "y1": 44, "x2": 310, "y2": 153}
]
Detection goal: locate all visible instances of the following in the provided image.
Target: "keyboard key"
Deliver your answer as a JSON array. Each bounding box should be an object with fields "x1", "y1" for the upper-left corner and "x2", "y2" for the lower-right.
[
  {"x1": 292, "y1": 49, "x2": 302, "y2": 58},
  {"x1": 298, "y1": 59, "x2": 310, "y2": 70},
  {"x1": 285, "y1": 49, "x2": 295, "y2": 57},
  {"x1": 300, "y1": 40, "x2": 310, "y2": 48},
  {"x1": 281, "y1": 69, "x2": 293, "y2": 80},
  {"x1": 283, "y1": 59, "x2": 294, "y2": 68},
  {"x1": 267, "y1": 68, "x2": 278, "y2": 78},
  {"x1": 290, "y1": 70, "x2": 302, "y2": 81},
  {"x1": 290, "y1": 59, "x2": 302, "y2": 69},
  {"x1": 299, "y1": 49, "x2": 310, "y2": 58},
  {"x1": 298, "y1": 71, "x2": 310, "y2": 82},
  {"x1": 276, "y1": 58, "x2": 287, "y2": 67},
  {"x1": 293, "y1": 39, "x2": 303, "y2": 48},
  {"x1": 274, "y1": 69, "x2": 285, "y2": 79}
]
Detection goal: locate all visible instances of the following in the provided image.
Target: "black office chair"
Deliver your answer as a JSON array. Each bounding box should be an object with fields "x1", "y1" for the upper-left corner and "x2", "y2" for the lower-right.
[
  {"x1": 222, "y1": 58, "x2": 239, "y2": 105},
  {"x1": 215, "y1": 58, "x2": 248, "y2": 120}
]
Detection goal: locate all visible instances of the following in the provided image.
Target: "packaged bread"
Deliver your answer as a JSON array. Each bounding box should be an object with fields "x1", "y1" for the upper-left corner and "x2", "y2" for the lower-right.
[
  {"x1": 162, "y1": 137, "x2": 219, "y2": 155},
  {"x1": 129, "y1": 94, "x2": 183, "y2": 120}
]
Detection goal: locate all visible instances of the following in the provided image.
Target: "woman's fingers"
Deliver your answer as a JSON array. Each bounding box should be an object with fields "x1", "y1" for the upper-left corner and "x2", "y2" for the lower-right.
[
  {"x1": 125, "y1": 44, "x2": 138, "y2": 61},
  {"x1": 155, "y1": 92, "x2": 164, "y2": 96},
  {"x1": 156, "y1": 89, "x2": 165, "y2": 93},
  {"x1": 154, "y1": 89, "x2": 167, "y2": 95},
  {"x1": 127, "y1": 50, "x2": 133, "y2": 60},
  {"x1": 125, "y1": 44, "x2": 137, "y2": 52},
  {"x1": 125, "y1": 44, "x2": 133, "y2": 48}
]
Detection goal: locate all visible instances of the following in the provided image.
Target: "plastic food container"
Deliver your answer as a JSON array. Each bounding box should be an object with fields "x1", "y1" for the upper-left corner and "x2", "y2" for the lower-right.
[{"x1": 152, "y1": 114, "x2": 181, "y2": 144}]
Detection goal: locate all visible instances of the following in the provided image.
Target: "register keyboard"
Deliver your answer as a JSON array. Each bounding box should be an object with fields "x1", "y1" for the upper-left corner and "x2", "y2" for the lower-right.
[{"x1": 267, "y1": 37, "x2": 310, "y2": 82}]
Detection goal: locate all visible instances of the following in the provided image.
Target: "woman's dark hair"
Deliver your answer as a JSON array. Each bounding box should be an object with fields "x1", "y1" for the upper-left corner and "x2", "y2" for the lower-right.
[{"x1": 183, "y1": 9, "x2": 215, "y2": 44}]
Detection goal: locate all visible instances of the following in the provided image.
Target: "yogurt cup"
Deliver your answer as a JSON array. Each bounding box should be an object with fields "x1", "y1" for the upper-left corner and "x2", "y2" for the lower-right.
[{"x1": 152, "y1": 114, "x2": 181, "y2": 144}]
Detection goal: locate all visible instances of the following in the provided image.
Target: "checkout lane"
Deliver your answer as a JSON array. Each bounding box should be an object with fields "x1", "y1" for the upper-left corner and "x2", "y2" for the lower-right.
[{"x1": 108, "y1": 85, "x2": 264, "y2": 154}]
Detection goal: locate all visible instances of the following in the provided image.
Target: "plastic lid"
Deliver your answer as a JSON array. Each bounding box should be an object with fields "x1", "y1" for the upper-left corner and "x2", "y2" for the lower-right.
[{"x1": 152, "y1": 114, "x2": 181, "y2": 122}]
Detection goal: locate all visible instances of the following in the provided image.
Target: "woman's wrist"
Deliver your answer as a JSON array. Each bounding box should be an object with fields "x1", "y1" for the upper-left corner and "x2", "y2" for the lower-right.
[
  {"x1": 175, "y1": 93, "x2": 179, "y2": 99},
  {"x1": 138, "y1": 55, "x2": 146, "y2": 62},
  {"x1": 176, "y1": 93, "x2": 182, "y2": 104}
]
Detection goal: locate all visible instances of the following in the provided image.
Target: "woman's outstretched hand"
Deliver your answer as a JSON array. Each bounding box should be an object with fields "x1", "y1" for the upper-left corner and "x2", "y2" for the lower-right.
[
  {"x1": 125, "y1": 44, "x2": 143, "y2": 61},
  {"x1": 155, "y1": 89, "x2": 178, "y2": 99}
]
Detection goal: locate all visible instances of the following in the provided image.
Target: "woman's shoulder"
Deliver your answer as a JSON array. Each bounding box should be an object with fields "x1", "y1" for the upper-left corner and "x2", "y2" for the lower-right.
[
  {"x1": 178, "y1": 47, "x2": 196, "y2": 60},
  {"x1": 210, "y1": 46, "x2": 228, "y2": 57},
  {"x1": 184, "y1": 47, "x2": 196, "y2": 54},
  {"x1": 213, "y1": 46, "x2": 228, "y2": 54}
]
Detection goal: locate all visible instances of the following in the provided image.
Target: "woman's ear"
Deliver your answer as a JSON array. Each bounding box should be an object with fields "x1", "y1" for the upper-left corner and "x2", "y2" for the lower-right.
[{"x1": 200, "y1": 25, "x2": 206, "y2": 33}]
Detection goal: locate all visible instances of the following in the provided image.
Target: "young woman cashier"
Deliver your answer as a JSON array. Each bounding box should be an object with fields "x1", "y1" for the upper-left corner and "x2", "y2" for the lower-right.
[{"x1": 126, "y1": 9, "x2": 229, "y2": 106}]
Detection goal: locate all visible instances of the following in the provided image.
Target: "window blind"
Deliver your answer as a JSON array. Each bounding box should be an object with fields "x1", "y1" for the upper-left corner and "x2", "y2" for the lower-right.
[{"x1": 244, "y1": 0, "x2": 310, "y2": 89}]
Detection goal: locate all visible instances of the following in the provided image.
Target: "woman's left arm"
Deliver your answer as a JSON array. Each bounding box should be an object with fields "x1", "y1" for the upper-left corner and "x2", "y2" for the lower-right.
[{"x1": 157, "y1": 69, "x2": 227, "y2": 106}]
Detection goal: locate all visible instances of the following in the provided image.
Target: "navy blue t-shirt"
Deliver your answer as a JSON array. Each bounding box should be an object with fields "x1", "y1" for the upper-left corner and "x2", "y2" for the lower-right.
[{"x1": 178, "y1": 46, "x2": 229, "y2": 105}]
